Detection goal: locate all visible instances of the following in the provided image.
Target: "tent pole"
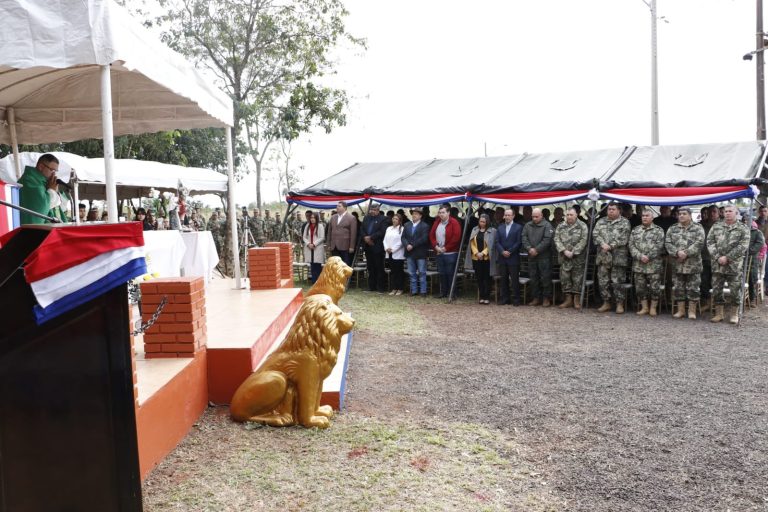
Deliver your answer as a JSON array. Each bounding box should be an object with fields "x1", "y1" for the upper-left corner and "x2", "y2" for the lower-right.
[
  {"x1": 100, "y1": 65, "x2": 118, "y2": 223},
  {"x1": 737, "y1": 197, "x2": 755, "y2": 327},
  {"x1": 578, "y1": 199, "x2": 597, "y2": 311},
  {"x1": 449, "y1": 200, "x2": 473, "y2": 303},
  {"x1": 225, "y1": 126, "x2": 243, "y2": 289},
  {"x1": 73, "y1": 178, "x2": 81, "y2": 225},
  {"x1": 8, "y1": 108, "x2": 21, "y2": 180},
  {"x1": 279, "y1": 202, "x2": 297, "y2": 242}
]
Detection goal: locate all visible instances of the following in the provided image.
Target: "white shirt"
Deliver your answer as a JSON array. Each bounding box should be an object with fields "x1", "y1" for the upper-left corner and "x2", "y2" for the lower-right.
[
  {"x1": 337, "y1": 211, "x2": 345, "y2": 225},
  {"x1": 383, "y1": 225, "x2": 405, "y2": 259}
]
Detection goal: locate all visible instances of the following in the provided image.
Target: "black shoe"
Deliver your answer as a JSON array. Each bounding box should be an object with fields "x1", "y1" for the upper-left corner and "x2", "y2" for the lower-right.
[
  {"x1": 421, "y1": 293, "x2": 428, "y2": 298},
  {"x1": 411, "y1": 292, "x2": 419, "y2": 297}
]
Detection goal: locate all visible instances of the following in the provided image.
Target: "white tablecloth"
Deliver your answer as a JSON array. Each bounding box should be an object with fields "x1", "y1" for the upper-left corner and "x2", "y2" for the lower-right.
[
  {"x1": 180, "y1": 231, "x2": 219, "y2": 283},
  {"x1": 142, "y1": 230, "x2": 187, "y2": 278}
]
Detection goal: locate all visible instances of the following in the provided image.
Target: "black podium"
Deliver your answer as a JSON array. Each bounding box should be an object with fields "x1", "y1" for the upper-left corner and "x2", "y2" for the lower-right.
[{"x1": 0, "y1": 226, "x2": 142, "y2": 511}]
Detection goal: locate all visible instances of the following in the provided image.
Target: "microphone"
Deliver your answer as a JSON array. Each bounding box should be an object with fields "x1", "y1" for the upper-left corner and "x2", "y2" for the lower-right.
[{"x1": 56, "y1": 179, "x2": 70, "y2": 189}]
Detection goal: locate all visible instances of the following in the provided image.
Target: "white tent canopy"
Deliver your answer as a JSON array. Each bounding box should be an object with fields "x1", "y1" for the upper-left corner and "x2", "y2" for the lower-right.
[
  {"x1": 0, "y1": 152, "x2": 227, "y2": 199},
  {"x1": 0, "y1": 0, "x2": 233, "y2": 144},
  {"x1": 0, "y1": 0, "x2": 243, "y2": 285}
]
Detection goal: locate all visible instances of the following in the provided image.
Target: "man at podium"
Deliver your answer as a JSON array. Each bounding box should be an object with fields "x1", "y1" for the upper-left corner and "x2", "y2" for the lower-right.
[{"x1": 18, "y1": 154, "x2": 64, "y2": 224}]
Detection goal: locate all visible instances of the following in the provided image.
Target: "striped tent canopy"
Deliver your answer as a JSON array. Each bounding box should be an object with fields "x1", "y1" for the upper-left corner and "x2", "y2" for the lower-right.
[{"x1": 288, "y1": 141, "x2": 768, "y2": 208}]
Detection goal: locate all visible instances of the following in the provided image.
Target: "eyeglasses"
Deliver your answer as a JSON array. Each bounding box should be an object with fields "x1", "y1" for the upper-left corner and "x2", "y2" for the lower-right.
[{"x1": 41, "y1": 163, "x2": 58, "y2": 173}]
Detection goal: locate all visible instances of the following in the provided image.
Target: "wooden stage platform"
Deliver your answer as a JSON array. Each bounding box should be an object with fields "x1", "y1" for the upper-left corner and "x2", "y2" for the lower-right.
[{"x1": 133, "y1": 277, "x2": 353, "y2": 479}]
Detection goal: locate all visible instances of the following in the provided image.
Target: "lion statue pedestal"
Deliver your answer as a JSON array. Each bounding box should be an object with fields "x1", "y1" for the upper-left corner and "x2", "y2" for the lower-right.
[{"x1": 230, "y1": 257, "x2": 354, "y2": 429}]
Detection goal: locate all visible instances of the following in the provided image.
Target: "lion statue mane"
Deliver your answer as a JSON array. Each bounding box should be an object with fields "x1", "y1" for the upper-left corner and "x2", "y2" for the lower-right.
[
  {"x1": 230, "y1": 294, "x2": 355, "y2": 428},
  {"x1": 305, "y1": 256, "x2": 352, "y2": 305}
]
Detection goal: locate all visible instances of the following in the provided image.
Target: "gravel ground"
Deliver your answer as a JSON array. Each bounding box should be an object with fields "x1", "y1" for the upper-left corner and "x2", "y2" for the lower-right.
[{"x1": 345, "y1": 301, "x2": 768, "y2": 511}]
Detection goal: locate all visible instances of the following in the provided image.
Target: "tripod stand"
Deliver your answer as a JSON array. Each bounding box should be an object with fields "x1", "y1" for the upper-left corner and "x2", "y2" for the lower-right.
[{"x1": 240, "y1": 217, "x2": 258, "y2": 270}]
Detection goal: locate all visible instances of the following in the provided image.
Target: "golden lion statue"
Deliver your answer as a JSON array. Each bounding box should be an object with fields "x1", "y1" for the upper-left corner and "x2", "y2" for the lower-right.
[
  {"x1": 230, "y1": 294, "x2": 355, "y2": 428},
  {"x1": 306, "y1": 256, "x2": 352, "y2": 305}
]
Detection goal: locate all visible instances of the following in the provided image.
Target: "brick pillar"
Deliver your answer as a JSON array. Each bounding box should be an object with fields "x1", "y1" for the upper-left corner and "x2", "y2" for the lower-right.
[
  {"x1": 265, "y1": 241, "x2": 293, "y2": 280},
  {"x1": 140, "y1": 277, "x2": 207, "y2": 359},
  {"x1": 248, "y1": 247, "x2": 281, "y2": 289}
]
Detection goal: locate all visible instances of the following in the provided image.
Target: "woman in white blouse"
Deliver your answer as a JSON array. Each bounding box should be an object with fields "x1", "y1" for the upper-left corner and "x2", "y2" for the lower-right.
[
  {"x1": 383, "y1": 213, "x2": 406, "y2": 295},
  {"x1": 302, "y1": 212, "x2": 326, "y2": 283}
]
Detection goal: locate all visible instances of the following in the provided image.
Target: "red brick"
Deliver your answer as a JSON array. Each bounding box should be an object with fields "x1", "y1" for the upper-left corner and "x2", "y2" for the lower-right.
[
  {"x1": 143, "y1": 333, "x2": 177, "y2": 343},
  {"x1": 144, "y1": 344, "x2": 163, "y2": 353},
  {"x1": 160, "y1": 323, "x2": 195, "y2": 333},
  {"x1": 162, "y1": 343, "x2": 195, "y2": 353},
  {"x1": 145, "y1": 353, "x2": 184, "y2": 359},
  {"x1": 139, "y1": 282, "x2": 158, "y2": 294}
]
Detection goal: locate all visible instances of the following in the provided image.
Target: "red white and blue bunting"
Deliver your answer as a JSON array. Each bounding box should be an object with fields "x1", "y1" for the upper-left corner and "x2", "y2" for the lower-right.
[
  {"x1": 286, "y1": 195, "x2": 367, "y2": 209},
  {"x1": 598, "y1": 185, "x2": 756, "y2": 206}
]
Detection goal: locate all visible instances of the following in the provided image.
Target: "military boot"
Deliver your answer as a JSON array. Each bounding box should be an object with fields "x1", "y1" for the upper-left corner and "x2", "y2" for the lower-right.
[
  {"x1": 542, "y1": 297, "x2": 551, "y2": 307},
  {"x1": 559, "y1": 294, "x2": 573, "y2": 308},
  {"x1": 729, "y1": 307, "x2": 739, "y2": 324},
  {"x1": 710, "y1": 305, "x2": 724, "y2": 323},
  {"x1": 672, "y1": 301, "x2": 686, "y2": 318},
  {"x1": 636, "y1": 299, "x2": 649, "y2": 316},
  {"x1": 528, "y1": 298, "x2": 540, "y2": 307},
  {"x1": 687, "y1": 301, "x2": 698, "y2": 320},
  {"x1": 573, "y1": 294, "x2": 581, "y2": 310},
  {"x1": 700, "y1": 302, "x2": 711, "y2": 313},
  {"x1": 615, "y1": 302, "x2": 625, "y2": 314},
  {"x1": 597, "y1": 302, "x2": 612, "y2": 313},
  {"x1": 649, "y1": 300, "x2": 658, "y2": 317}
]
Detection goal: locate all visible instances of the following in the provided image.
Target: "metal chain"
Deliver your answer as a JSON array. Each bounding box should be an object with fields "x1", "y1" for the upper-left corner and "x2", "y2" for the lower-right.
[{"x1": 131, "y1": 296, "x2": 168, "y2": 336}]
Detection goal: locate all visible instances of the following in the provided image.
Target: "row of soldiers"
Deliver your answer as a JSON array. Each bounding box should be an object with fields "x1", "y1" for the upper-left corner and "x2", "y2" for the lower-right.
[{"x1": 552, "y1": 203, "x2": 761, "y2": 324}]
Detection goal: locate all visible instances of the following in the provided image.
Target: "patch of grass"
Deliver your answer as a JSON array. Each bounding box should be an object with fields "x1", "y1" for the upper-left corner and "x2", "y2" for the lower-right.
[{"x1": 143, "y1": 409, "x2": 563, "y2": 511}]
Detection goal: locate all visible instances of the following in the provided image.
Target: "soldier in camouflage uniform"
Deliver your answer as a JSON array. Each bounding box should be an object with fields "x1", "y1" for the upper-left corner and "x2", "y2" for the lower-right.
[
  {"x1": 291, "y1": 212, "x2": 304, "y2": 260},
  {"x1": 707, "y1": 205, "x2": 750, "y2": 324},
  {"x1": 628, "y1": 208, "x2": 665, "y2": 316},
  {"x1": 273, "y1": 213, "x2": 285, "y2": 241},
  {"x1": 554, "y1": 207, "x2": 588, "y2": 309},
  {"x1": 207, "y1": 210, "x2": 222, "y2": 256},
  {"x1": 665, "y1": 207, "x2": 706, "y2": 319},
  {"x1": 250, "y1": 208, "x2": 267, "y2": 246},
  {"x1": 263, "y1": 210, "x2": 276, "y2": 242},
  {"x1": 593, "y1": 202, "x2": 632, "y2": 314}
]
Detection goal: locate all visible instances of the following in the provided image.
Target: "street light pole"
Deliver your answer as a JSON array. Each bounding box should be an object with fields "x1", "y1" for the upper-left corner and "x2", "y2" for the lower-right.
[
  {"x1": 757, "y1": 0, "x2": 766, "y2": 140},
  {"x1": 650, "y1": 0, "x2": 659, "y2": 145}
]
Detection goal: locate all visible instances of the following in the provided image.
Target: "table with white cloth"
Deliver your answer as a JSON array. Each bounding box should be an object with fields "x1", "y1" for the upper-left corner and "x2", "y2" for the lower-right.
[
  {"x1": 142, "y1": 230, "x2": 187, "y2": 278},
  {"x1": 180, "y1": 231, "x2": 219, "y2": 283}
]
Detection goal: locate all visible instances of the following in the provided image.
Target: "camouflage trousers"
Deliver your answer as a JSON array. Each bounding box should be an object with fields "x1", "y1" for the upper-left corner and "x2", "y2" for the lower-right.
[
  {"x1": 597, "y1": 263, "x2": 627, "y2": 303},
  {"x1": 634, "y1": 272, "x2": 662, "y2": 300},
  {"x1": 559, "y1": 260, "x2": 585, "y2": 294},
  {"x1": 672, "y1": 272, "x2": 701, "y2": 301},
  {"x1": 712, "y1": 272, "x2": 743, "y2": 306}
]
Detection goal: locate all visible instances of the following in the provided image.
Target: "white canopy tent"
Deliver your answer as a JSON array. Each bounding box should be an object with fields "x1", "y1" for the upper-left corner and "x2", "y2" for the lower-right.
[
  {"x1": 0, "y1": 151, "x2": 227, "y2": 201},
  {"x1": 0, "y1": 0, "x2": 242, "y2": 285}
]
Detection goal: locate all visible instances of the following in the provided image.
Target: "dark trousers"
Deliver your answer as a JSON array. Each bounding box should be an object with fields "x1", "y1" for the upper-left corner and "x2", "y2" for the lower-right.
[
  {"x1": 389, "y1": 258, "x2": 405, "y2": 290},
  {"x1": 332, "y1": 248, "x2": 354, "y2": 267},
  {"x1": 528, "y1": 255, "x2": 552, "y2": 299},
  {"x1": 498, "y1": 260, "x2": 520, "y2": 304},
  {"x1": 365, "y1": 249, "x2": 386, "y2": 291},
  {"x1": 309, "y1": 262, "x2": 322, "y2": 283},
  {"x1": 700, "y1": 259, "x2": 712, "y2": 300},
  {"x1": 436, "y1": 253, "x2": 459, "y2": 298},
  {"x1": 473, "y1": 260, "x2": 491, "y2": 300}
]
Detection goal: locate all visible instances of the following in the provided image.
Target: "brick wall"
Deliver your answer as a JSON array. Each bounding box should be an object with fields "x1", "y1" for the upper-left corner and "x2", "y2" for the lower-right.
[
  {"x1": 265, "y1": 241, "x2": 293, "y2": 280},
  {"x1": 140, "y1": 277, "x2": 207, "y2": 358},
  {"x1": 248, "y1": 247, "x2": 281, "y2": 289}
]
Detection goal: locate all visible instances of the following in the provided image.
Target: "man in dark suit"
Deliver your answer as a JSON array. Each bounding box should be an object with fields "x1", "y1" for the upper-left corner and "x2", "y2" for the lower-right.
[
  {"x1": 361, "y1": 203, "x2": 390, "y2": 292},
  {"x1": 326, "y1": 201, "x2": 358, "y2": 266},
  {"x1": 495, "y1": 208, "x2": 523, "y2": 305},
  {"x1": 401, "y1": 208, "x2": 431, "y2": 297}
]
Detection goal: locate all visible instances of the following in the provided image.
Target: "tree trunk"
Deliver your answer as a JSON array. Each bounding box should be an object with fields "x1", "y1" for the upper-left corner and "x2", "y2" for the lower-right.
[{"x1": 255, "y1": 157, "x2": 262, "y2": 210}]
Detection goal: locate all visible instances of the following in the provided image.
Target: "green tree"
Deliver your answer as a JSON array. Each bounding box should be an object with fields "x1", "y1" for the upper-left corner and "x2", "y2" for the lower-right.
[{"x1": 155, "y1": 0, "x2": 365, "y2": 208}]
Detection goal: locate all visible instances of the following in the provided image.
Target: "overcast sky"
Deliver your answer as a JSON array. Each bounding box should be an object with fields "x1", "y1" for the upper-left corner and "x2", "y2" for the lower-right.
[{"x1": 242, "y1": 0, "x2": 758, "y2": 205}]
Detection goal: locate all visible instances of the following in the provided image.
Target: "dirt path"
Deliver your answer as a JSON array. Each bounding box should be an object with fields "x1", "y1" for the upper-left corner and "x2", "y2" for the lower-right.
[{"x1": 345, "y1": 303, "x2": 768, "y2": 511}]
